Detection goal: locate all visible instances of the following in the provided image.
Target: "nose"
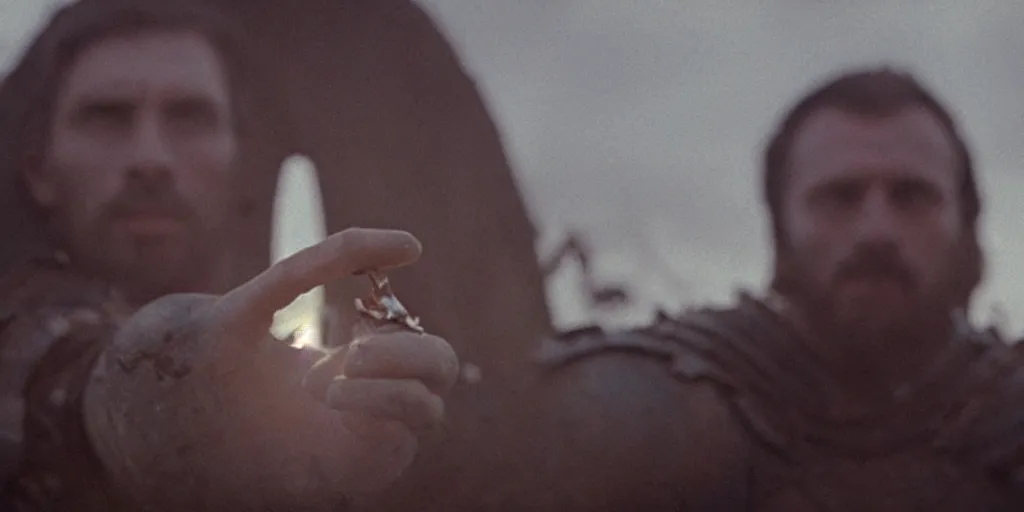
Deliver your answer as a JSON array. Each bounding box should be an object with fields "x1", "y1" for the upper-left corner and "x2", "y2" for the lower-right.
[
  {"x1": 125, "y1": 115, "x2": 174, "y2": 183},
  {"x1": 852, "y1": 187, "x2": 901, "y2": 244}
]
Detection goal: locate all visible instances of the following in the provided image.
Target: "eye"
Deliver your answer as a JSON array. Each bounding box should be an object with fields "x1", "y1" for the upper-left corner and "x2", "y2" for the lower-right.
[
  {"x1": 164, "y1": 98, "x2": 221, "y2": 132},
  {"x1": 890, "y1": 179, "x2": 940, "y2": 210},
  {"x1": 74, "y1": 101, "x2": 134, "y2": 131},
  {"x1": 817, "y1": 181, "x2": 863, "y2": 210}
]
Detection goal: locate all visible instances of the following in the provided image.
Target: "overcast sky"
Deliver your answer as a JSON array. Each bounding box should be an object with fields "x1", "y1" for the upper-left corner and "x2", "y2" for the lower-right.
[{"x1": 4, "y1": 1, "x2": 1024, "y2": 333}]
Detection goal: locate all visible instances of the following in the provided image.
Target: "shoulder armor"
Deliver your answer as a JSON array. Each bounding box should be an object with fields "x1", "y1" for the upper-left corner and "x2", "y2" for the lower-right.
[
  {"x1": 0, "y1": 256, "x2": 129, "y2": 508},
  {"x1": 931, "y1": 338, "x2": 1024, "y2": 495},
  {"x1": 535, "y1": 295, "x2": 811, "y2": 391},
  {"x1": 534, "y1": 320, "x2": 679, "y2": 367},
  {"x1": 533, "y1": 295, "x2": 810, "y2": 450}
]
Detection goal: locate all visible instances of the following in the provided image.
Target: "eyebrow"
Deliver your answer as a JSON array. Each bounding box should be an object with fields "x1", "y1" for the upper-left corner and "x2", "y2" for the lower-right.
[
  {"x1": 65, "y1": 93, "x2": 137, "y2": 120},
  {"x1": 68, "y1": 89, "x2": 138, "y2": 106},
  {"x1": 66, "y1": 88, "x2": 227, "y2": 113}
]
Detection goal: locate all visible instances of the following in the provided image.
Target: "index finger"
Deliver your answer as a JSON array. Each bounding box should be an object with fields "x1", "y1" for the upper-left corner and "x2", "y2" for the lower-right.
[{"x1": 213, "y1": 228, "x2": 421, "y2": 343}]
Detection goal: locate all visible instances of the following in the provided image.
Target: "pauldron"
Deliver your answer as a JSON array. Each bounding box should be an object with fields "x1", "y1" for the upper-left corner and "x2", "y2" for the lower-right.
[{"x1": 0, "y1": 256, "x2": 130, "y2": 511}]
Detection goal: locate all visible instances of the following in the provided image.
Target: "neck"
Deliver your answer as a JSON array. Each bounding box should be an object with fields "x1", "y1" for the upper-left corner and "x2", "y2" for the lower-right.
[
  {"x1": 94, "y1": 254, "x2": 231, "y2": 310},
  {"x1": 828, "y1": 333, "x2": 947, "y2": 407},
  {"x1": 122, "y1": 273, "x2": 221, "y2": 310},
  {"x1": 769, "y1": 290, "x2": 958, "y2": 409}
]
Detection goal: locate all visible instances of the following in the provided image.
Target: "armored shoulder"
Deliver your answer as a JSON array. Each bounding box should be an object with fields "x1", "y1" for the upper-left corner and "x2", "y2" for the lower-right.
[
  {"x1": 934, "y1": 337, "x2": 1024, "y2": 500},
  {"x1": 0, "y1": 256, "x2": 130, "y2": 509},
  {"x1": 537, "y1": 294, "x2": 825, "y2": 453},
  {"x1": 530, "y1": 315, "x2": 754, "y2": 510},
  {"x1": 538, "y1": 295, "x2": 814, "y2": 401}
]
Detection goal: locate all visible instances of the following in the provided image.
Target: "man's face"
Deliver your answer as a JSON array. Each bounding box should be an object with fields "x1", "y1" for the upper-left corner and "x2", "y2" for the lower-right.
[
  {"x1": 778, "y1": 106, "x2": 966, "y2": 343},
  {"x1": 28, "y1": 30, "x2": 238, "y2": 303}
]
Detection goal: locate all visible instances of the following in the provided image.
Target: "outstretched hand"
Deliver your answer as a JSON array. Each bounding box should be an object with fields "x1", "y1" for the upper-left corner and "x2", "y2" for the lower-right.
[
  {"x1": 210, "y1": 227, "x2": 459, "y2": 490},
  {"x1": 86, "y1": 228, "x2": 459, "y2": 509}
]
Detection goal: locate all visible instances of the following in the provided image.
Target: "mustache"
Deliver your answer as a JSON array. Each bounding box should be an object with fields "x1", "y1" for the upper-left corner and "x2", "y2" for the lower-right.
[
  {"x1": 834, "y1": 245, "x2": 915, "y2": 287},
  {"x1": 100, "y1": 181, "x2": 194, "y2": 221}
]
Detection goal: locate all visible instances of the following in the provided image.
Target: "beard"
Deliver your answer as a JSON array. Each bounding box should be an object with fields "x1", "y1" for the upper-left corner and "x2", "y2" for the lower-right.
[
  {"x1": 96, "y1": 225, "x2": 218, "y2": 304},
  {"x1": 771, "y1": 237, "x2": 978, "y2": 358},
  {"x1": 56, "y1": 178, "x2": 228, "y2": 306}
]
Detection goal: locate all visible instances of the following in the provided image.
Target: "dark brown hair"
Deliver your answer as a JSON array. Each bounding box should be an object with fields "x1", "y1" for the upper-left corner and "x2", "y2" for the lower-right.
[
  {"x1": 764, "y1": 67, "x2": 983, "y2": 305},
  {"x1": 763, "y1": 67, "x2": 980, "y2": 245},
  {"x1": 0, "y1": 0, "x2": 257, "y2": 267},
  {"x1": 3, "y1": 0, "x2": 254, "y2": 174}
]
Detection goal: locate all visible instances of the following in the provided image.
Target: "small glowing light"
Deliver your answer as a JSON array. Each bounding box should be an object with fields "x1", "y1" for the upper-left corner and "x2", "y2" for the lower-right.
[{"x1": 290, "y1": 323, "x2": 321, "y2": 348}]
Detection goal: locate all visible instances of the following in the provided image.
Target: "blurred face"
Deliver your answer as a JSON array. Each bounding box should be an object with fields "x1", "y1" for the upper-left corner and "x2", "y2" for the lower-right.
[
  {"x1": 776, "y1": 106, "x2": 966, "y2": 346},
  {"x1": 27, "y1": 30, "x2": 238, "y2": 304}
]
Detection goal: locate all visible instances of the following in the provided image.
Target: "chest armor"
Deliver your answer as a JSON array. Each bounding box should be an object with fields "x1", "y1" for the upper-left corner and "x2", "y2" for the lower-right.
[{"x1": 539, "y1": 294, "x2": 1024, "y2": 511}]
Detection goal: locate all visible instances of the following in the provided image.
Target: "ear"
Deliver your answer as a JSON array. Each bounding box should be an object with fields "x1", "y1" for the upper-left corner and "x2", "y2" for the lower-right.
[{"x1": 22, "y1": 161, "x2": 57, "y2": 210}]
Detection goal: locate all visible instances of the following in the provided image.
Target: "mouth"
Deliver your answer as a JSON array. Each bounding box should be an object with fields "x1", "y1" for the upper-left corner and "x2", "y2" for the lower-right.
[
  {"x1": 844, "y1": 275, "x2": 902, "y2": 288},
  {"x1": 836, "y1": 274, "x2": 912, "y2": 300},
  {"x1": 113, "y1": 215, "x2": 184, "y2": 237}
]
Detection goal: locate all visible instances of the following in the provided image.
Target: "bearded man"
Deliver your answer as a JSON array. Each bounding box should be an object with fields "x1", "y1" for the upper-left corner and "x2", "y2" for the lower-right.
[
  {"x1": 516, "y1": 68, "x2": 1023, "y2": 511},
  {"x1": 0, "y1": 1, "x2": 458, "y2": 510}
]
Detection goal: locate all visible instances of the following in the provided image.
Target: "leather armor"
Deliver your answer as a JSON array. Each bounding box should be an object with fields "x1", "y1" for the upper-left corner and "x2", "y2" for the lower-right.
[
  {"x1": 0, "y1": 255, "x2": 133, "y2": 511},
  {"x1": 538, "y1": 293, "x2": 1024, "y2": 511}
]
